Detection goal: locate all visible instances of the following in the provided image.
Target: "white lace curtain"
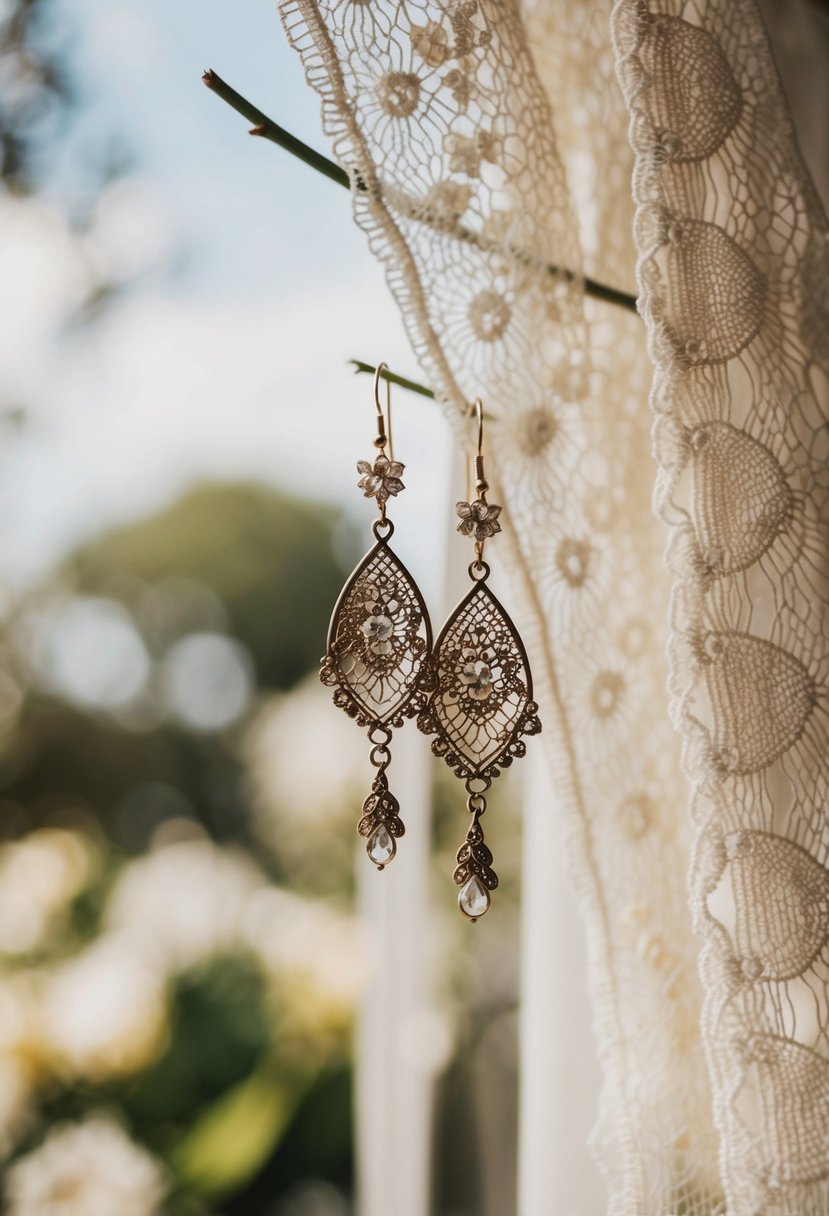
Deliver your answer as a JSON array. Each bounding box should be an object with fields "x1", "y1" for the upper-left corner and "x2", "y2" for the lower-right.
[{"x1": 279, "y1": 2, "x2": 829, "y2": 1212}]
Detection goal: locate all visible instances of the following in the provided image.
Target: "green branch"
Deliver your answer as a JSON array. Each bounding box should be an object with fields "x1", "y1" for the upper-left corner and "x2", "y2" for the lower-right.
[
  {"x1": 350, "y1": 361, "x2": 434, "y2": 400},
  {"x1": 202, "y1": 69, "x2": 355, "y2": 191},
  {"x1": 202, "y1": 69, "x2": 639, "y2": 316}
]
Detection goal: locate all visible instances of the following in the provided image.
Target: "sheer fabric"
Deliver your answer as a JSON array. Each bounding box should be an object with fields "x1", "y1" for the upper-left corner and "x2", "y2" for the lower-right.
[{"x1": 279, "y1": 2, "x2": 829, "y2": 1211}]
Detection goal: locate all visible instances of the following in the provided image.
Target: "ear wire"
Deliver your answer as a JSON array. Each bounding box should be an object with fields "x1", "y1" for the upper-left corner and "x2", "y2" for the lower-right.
[{"x1": 373, "y1": 362, "x2": 394, "y2": 463}]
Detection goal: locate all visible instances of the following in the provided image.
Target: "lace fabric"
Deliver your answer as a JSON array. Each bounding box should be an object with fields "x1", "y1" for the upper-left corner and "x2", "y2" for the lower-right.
[
  {"x1": 614, "y1": 3, "x2": 829, "y2": 1213},
  {"x1": 280, "y1": 2, "x2": 829, "y2": 1211}
]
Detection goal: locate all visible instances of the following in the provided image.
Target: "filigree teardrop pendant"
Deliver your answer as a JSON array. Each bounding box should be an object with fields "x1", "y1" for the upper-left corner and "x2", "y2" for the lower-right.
[
  {"x1": 419, "y1": 403, "x2": 539, "y2": 920},
  {"x1": 418, "y1": 579, "x2": 540, "y2": 781},
  {"x1": 320, "y1": 518, "x2": 433, "y2": 869}
]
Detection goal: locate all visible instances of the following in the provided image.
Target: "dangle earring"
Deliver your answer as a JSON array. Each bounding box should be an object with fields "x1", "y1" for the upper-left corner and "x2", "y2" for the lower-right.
[
  {"x1": 320, "y1": 364, "x2": 433, "y2": 870},
  {"x1": 418, "y1": 400, "x2": 541, "y2": 920}
]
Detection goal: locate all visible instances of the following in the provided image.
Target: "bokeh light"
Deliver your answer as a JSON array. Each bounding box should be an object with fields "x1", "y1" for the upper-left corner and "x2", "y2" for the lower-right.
[{"x1": 0, "y1": 1, "x2": 508, "y2": 1212}]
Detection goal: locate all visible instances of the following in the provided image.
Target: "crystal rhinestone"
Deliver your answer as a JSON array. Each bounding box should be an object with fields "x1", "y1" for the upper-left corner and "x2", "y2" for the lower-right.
[
  {"x1": 462, "y1": 659, "x2": 493, "y2": 701},
  {"x1": 367, "y1": 824, "x2": 396, "y2": 869},
  {"x1": 458, "y1": 874, "x2": 490, "y2": 920},
  {"x1": 362, "y1": 614, "x2": 393, "y2": 642}
]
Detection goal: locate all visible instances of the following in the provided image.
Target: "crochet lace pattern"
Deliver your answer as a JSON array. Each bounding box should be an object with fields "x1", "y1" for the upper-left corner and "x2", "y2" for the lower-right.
[{"x1": 281, "y1": 3, "x2": 829, "y2": 1210}]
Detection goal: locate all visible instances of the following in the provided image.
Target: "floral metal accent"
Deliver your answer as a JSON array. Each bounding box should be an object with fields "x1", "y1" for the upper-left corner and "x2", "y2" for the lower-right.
[
  {"x1": 357, "y1": 455, "x2": 405, "y2": 504},
  {"x1": 456, "y1": 498, "x2": 502, "y2": 540},
  {"x1": 357, "y1": 769, "x2": 405, "y2": 840},
  {"x1": 453, "y1": 818, "x2": 499, "y2": 891}
]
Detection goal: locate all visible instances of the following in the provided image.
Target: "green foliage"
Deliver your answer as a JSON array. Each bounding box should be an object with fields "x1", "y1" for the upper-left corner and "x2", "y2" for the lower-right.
[
  {"x1": 172, "y1": 1066, "x2": 301, "y2": 1202},
  {"x1": 128, "y1": 958, "x2": 271, "y2": 1130},
  {"x1": 5, "y1": 699, "x2": 247, "y2": 845},
  {"x1": 69, "y1": 482, "x2": 346, "y2": 691},
  {"x1": 0, "y1": 482, "x2": 358, "y2": 1212},
  {"x1": 222, "y1": 1069, "x2": 353, "y2": 1214},
  {"x1": 0, "y1": 0, "x2": 69, "y2": 193}
]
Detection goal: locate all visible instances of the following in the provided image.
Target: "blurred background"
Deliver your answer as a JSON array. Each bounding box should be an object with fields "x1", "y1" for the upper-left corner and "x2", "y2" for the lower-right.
[{"x1": 0, "y1": 2, "x2": 535, "y2": 1212}]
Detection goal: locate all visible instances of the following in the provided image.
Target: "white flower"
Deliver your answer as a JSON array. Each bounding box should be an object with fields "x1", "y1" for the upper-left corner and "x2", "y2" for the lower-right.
[
  {"x1": 240, "y1": 886, "x2": 366, "y2": 1047},
  {"x1": 105, "y1": 836, "x2": 266, "y2": 973},
  {"x1": 0, "y1": 1055, "x2": 36, "y2": 1157},
  {"x1": 6, "y1": 1114, "x2": 167, "y2": 1216},
  {"x1": 0, "y1": 829, "x2": 94, "y2": 956},
  {"x1": 244, "y1": 678, "x2": 364, "y2": 842},
  {"x1": 42, "y1": 934, "x2": 168, "y2": 1081},
  {"x1": 0, "y1": 976, "x2": 43, "y2": 1155}
]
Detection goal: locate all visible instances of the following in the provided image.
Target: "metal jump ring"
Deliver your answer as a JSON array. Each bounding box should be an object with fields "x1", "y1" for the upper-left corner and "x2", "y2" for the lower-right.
[
  {"x1": 373, "y1": 518, "x2": 394, "y2": 540},
  {"x1": 369, "y1": 744, "x2": 391, "y2": 768}
]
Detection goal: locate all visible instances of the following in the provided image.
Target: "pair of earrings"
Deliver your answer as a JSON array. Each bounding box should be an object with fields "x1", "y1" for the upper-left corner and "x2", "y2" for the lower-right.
[{"x1": 320, "y1": 365, "x2": 541, "y2": 920}]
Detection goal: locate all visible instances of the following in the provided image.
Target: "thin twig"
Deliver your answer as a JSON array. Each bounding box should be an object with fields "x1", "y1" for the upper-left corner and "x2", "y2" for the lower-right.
[
  {"x1": 203, "y1": 69, "x2": 639, "y2": 316},
  {"x1": 352, "y1": 364, "x2": 503, "y2": 425},
  {"x1": 581, "y1": 275, "x2": 639, "y2": 313},
  {"x1": 203, "y1": 68, "x2": 355, "y2": 190},
  {"x1": 350, "y1": 360, "x2": 434, "y2": 400}
]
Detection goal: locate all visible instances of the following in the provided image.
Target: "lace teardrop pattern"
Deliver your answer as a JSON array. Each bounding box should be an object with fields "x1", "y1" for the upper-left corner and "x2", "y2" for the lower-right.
[
  {"x1": 724, "y1": 831, "x2": 829, "y2": 982},
  {"x1": 640, "y1": 16, "x2": 743, "y2": 163},
  {"x1": 320, "y1": 525, "x2": 433, "y2": 728},
  {"x1": 661, "y1": 220, "x2": 766, "y2": 364},
  {"x1": 418, "y1": 577, "x2": 540, "y2": 781},
  {"x1": 740, "y1": 1034, "x2": 829, "y2": 1187},
  {"x1": 700, "y1": 631, "x2": 817, "y2": 775},
  {"x1": 690, "y1": 422, "x2": 795, "y2": 576}
]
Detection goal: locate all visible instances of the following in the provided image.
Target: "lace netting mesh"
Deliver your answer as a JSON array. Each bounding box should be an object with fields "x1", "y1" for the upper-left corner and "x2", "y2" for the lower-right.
[{"x1": 280, "y1": 1, "x2": 829, "y2": 1211}]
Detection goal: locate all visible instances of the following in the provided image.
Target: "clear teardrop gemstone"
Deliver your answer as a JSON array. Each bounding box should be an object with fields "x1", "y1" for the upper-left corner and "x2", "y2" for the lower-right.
[
  {"x1": 367, "y1": 824, "x2": 396, "y2": 869},
  {"x1": 458, "y1": 875, "x2": 490, "y2": 920}
]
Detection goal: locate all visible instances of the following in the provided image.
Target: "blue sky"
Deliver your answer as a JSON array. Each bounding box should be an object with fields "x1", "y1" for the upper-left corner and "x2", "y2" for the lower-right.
[
  {"x1": 62, "y1": 0, "x2": 367, "y2": 295},
  {"x1": 0, "y1": 0, "x2": 451, "y2": 595}
]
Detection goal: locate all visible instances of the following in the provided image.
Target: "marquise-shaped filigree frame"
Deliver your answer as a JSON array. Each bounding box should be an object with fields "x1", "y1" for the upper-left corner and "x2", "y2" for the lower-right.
[
  {"x1": 320, "y1": 524, "x2": 434, "y2": 730},
  {"x1": 418, "y1": 577, "x2": 541, "y2": 781}
]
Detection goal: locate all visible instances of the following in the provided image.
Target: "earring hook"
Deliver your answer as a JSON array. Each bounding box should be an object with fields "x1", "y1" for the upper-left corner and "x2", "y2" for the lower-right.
[
  {"x1": 471, "y1": 397, "x2": 484, "y2": 462},
  {"x1": 373, "y1": 362, "x2": 394, "y2": 463},
  {"x1": 466, "y1": 397, "x2": 488, "y2": 502}
]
